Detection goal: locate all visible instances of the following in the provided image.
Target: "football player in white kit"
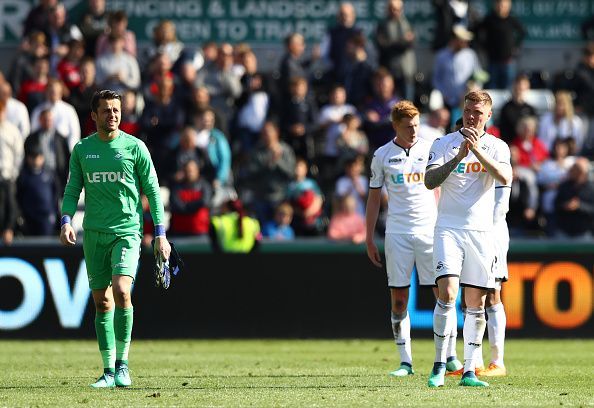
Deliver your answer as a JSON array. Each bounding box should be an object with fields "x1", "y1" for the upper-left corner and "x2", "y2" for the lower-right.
[
  {"x1": 424, "y1": 90, "x2": 512, "y2": 387},
  {"x1": 366, "y1": 100, "x2": 463, "y2": 377}
]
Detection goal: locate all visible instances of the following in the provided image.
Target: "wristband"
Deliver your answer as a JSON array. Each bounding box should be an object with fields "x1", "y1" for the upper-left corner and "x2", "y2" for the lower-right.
[
  {"x1": 154, "y1": 224, "x2": 166, "y2": 237},
  {"x1": 61, "y1": 215, "x2": 71, "y2": 226}
]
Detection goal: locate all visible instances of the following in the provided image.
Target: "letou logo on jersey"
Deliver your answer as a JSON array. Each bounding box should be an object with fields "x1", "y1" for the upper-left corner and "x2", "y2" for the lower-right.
[
  {"x1": 452, "y1": 161, "x2": 487, "y2": 174},
  {"x1": 85, "y1": 172, "x2": 128, "y2": 183},
  {"x1": 390, "y1": 172, "x2": 425, "y2": 185}
]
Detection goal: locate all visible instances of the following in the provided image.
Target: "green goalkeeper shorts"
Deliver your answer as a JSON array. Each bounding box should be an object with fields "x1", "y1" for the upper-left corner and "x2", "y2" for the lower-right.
[{"x1": 83, "y1": 230, "x2": 142, "y2": 290}]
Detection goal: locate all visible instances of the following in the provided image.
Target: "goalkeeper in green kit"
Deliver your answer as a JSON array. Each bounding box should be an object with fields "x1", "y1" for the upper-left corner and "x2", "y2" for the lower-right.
[{"x1": 59, "y1": 90, "x2": 171, "y2": 388}]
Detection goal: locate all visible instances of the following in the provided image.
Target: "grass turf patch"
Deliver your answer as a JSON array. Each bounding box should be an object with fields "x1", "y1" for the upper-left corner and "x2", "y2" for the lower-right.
[{"x1": 1, "y1": 339, "x2": 592, "y2": 407}]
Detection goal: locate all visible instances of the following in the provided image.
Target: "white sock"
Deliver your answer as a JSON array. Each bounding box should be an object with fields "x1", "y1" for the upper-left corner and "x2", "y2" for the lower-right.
[
  {"x1": 391, "y1": 311, "x2": 412, "y2": 366},
  {"x1": 446, "y1": 322, "x2": 458, "y2": 360},
  {"x1": 433, "y1": 300, "x2": 456, "y2": 363},
  {"x1": 463, "y1": 308, "x2": 487, "y2": 373},
  {"x1": 486, "y1": 302, "x2": 506, "y2": 367}
]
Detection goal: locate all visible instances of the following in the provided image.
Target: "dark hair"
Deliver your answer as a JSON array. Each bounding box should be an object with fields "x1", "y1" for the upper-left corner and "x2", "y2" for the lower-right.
[
  {"x1": 24, "y1": 137, "x2": 43, "y2": 158},
  {"x1": 90, "y1": 90, "x2": 121, "y2": 113}
]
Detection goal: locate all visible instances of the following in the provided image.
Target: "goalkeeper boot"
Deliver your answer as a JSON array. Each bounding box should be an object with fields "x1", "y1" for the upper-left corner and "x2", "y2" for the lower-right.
[
  {"x1": 90, "y1": 372, "x2": 115, "y2": 388},
  {"x1": 115, "y1": 362, "x2": 132, "y2": 387},
  {"x1": 459, "y1": 371, "x2": 489, "y2": 387},
  {"x1": 428, "y1": 362, "x2": 446, "y2": 387},
  {"x1": 389, "y1": 363, "x2": 414, "y2": 377}
]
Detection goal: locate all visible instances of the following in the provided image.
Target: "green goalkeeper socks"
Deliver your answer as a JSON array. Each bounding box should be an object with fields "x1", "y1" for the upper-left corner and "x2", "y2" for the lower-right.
[
  {"x1": 114, "y1": 306, "x2": 134, "y2": 362},
  {"x1": 95, "y1": 310, "x2": 115, "y2": 372}
]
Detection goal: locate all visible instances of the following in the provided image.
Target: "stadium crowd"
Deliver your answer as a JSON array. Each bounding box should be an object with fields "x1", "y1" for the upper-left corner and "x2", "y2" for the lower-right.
[{"x1": 1, "y1": 0, "x2": 594, "y2": 245}]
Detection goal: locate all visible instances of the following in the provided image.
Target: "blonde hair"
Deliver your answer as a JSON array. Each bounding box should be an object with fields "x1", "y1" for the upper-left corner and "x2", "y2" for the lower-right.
[
  {"x1": 464, "y1": 90, "x2": 493, "y2": 108},
  {"x1": 390, "y1": 100, "x2": 419, "y2": 124},
  {"x1": 554, "y1": 90, "x2": 575, "y2": 120}
]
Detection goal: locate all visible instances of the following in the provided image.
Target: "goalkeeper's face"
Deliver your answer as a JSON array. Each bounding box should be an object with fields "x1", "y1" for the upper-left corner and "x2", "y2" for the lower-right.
[{"x1": 94, "y1": 98, "x2": 122, "y2": 133}]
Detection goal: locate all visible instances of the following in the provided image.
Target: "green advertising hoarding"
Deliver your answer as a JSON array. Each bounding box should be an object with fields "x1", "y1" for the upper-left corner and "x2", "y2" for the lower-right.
[{"x1": 0, "y1": 0, "x2": 592, "y2": 45}]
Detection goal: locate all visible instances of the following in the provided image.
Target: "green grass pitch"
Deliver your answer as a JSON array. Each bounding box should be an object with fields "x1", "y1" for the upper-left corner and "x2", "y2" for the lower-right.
[{"x1": 1, "y1": 339, "x2": 592, "y2": 407}]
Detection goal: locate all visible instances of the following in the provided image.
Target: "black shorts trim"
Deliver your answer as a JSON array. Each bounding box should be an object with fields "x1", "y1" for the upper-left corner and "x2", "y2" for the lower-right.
[
  {"x1": 460, "y1": 282, "x2": 495, "y2": 291},
  {"x1": 419, "y1": 283, "x2": 438, "y2": 288},
  {"x1": 369, "y1": 186, "x2": 383, "y2": 189},
  {"x1": 435, "y1": 274, "x2": 459, "y2": 284},
  {"x1": 388, "y1": 285, "x2": 411, "y2": 289}
]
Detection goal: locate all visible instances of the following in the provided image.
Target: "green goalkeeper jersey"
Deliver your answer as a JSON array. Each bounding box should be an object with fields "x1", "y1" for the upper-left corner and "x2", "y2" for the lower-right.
[{"x1": 61, "y1": 131, "x2": 164, "y2": 235}]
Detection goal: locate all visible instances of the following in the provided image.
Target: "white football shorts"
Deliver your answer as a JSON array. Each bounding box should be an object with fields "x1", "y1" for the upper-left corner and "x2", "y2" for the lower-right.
[
  {"x1": 433, "y1": 227, "x2": 496, "y2": 289},
  {"x1": 385, "y1": 232, "x2": 435, "y2": 287},
  {"x1": 493, "y1": 222, "x2": 509, "y2": 283}
]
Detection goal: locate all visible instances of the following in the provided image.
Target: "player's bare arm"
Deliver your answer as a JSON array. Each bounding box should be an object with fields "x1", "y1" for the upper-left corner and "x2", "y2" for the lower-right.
[
  {"x1": 365, "y1": 188, "x2": 383, "y2": 268},
  {"x1": 424, "y1": 141, "x2": 469, "y2": 190},
  {"x1": 461, "y1": 127, "x2": 512, "y2": 185}
]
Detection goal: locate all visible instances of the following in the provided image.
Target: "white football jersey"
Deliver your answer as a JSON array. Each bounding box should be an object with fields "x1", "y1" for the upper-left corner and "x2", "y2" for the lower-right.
[
  {"x1": 369, "y1": 138, "x2": 437, "y2": 234},
  {"x1": 427, "y1": 131, "x2": 511, "y2": 231}
]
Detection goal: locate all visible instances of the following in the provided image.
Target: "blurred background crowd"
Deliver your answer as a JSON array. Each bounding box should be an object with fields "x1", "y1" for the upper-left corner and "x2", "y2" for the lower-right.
[{"x1": 1, "y1": 0, "x2": 594, "y2": 246}]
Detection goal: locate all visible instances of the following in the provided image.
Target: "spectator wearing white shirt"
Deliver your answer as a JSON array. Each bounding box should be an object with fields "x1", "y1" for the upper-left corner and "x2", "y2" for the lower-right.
[
  {"x1": 0, "y1": 81, "x2": 30, "y2": 139},
  {"x1": 95, "y1": 35, "x2": 141, "y2": 94},
  {"x1": 30, "y1": 78, "x2": 80, "y2": 151},
  {"x1": 537, "y1": 90, "x2": 585, "y2": 155}
]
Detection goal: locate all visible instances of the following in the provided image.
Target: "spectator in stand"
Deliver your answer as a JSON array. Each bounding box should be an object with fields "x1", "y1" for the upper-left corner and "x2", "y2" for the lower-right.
[
  {"x1": 78, "y1": 0, "x2": 107, "y2": 58},
  {"x1": 262, "y1": 202, "x2": 295, "y2": 241},
  {"x1": 498, "y1": 73, "x2": 537, "y2": 144},
  {"x1": 17, "y1": 138, "x2": 58, "y2": 236},
  {"x1": 317, "y1": 84, "x2": 357, "y2": 182},
  {"x1": 432, "y1": 24, "x2": 484, "y2": 110},
  {"x1": 280, "y1": 76, "x2": 318, "y2": 161},
  {"x1": 168, "y1": 158, "x2": 213, "y2": 237},
  {"x1": 0, "y1": 102, "x2": 23, "y2": 245},
  {"x1": 176, "y1": 60, "x2": 199, "y2": 116},
  {"x1": 56, "y1": 38, "x2": 85, "y2": 92},
  {"x1": 95, "y1": 35, "x2": 141, "y2": 94},
  {"x1": 23, "y1": 0, "x2": 58, "y2": 37},
  {"x1": 343, "y1": 32, "x2": 375, "y2": 110},
  {"x1": 66, "y1": 57, "x2": 98, "y2": 136},
  {"x1": 327, "y1": 194, "x2": 366, "y2": 244},
  {"x1": 419, "y1": 107, "x2": 450, "y2": 142},
  {"x1": 287, "y1": 157, "x2": 325, "y2": 236},
  {"x1": 195, "y1": 43, "x2": 243, "y2": 124},
  {"x1": 140, "y1": 75, "x2": 185, "y2": 181},
  {"x1": 572, "y1": 44, "x2": 594, "y2": 158},
  {"x1": 0, "y1": 81, "x2": 30, "y2": 140},
  {"x1": 233, "y1": 50, "x2": 270, "y2": 157},
  {"x1": 192, "y1": 108, "x2": 233, "y2": 210},
  {"x1": 44, "y1": 3, "x2": 83, "y2": 75},
  {"x1": 25, "y1": 107, "x2": 70, "y2": 194},
  {"x1": 363, "y1": 67, "x2": 401, "y2": 150},
  {"x1": 141, "y1": 20, "x2": 185, "y2": 73},
  {"x1": 18, "y1": 56, "x2": 50, "y2": 113},
  {"x1": 142, "y1": 52, "x2": 175, "y2": 102},
  {"x1": 507, "y1": 145, "x2": 540, "y2": 237},
  {"x1": 169, "y1": 126, "x2": 213, "y2": 185},
  {"x1": 334, "y1": 154, "x2": 368, "y2": 217},
  {"x1": 538, "y1": 90, "x2": 585, "y2": 154},
  {"x1": 240, "y1": 121, "x2": 295, "y2": 224},
  {"x1": 537, "y1": 138, "x2": 576, "y2": 236},
  {"x1": 8, "y1": 31, "x2": 49, "y2": 96},
  {"x1": 95, "y1": 10, "x2": 137, "y2": 58},
  {"x1": 431, "y1": 0, "x2": 480, "y2": 51},
  {"x1": 336, "y1": 113, "x2": 369, "y2": 162},
  {"x1": 201, "y1": 41, "x2": 218, "y2": 66},
  {"x1": 188, "y1": 86, "x2": 229, "y2": 136},
  {"x1": 118, "y1": 89, "x2": 140, "y2": 137},
  {"x1": 319, "y1": 2, "x2": 363, "y2": 85},
  {"x1": 511, "y1": 116, "x2": 549, "y2": 172},
  {"x1": 375, "y1": 0, "x2": 417, "y2": 100},
  {"x1": 475, "y1": 0, "x2": 526, "y2": 90},
  {"x1": 30, "y1": 78, "x2": 80, "y2": 151},
  {"x1": 554, "y1": 157, "x2": 594, "y2": 239},
  {"x1": 278, "y1": 33, "x2": 312, "y2": 99}
]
